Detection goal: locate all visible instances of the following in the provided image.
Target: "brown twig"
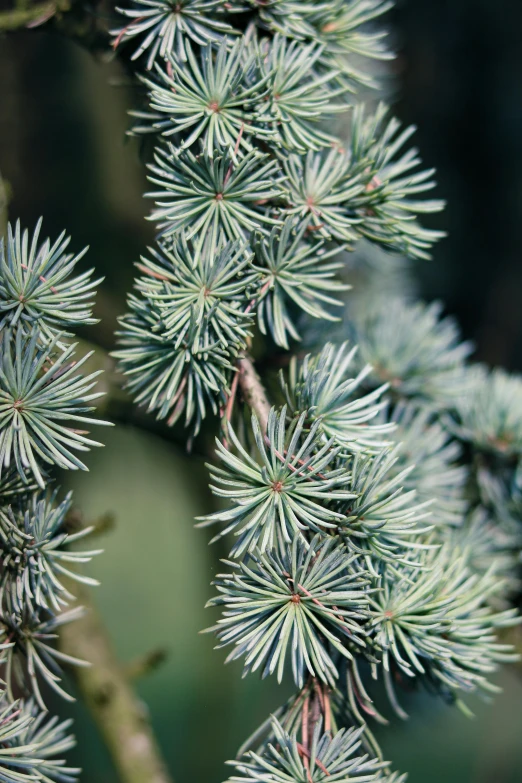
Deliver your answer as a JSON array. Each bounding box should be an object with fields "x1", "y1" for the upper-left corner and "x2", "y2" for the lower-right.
[
  {"x1": 0, "y1": 1, "x2": 59, "y2": 31},
  {"x1": 296, "y1": 742, "x2": 330, "y2": 778},
  {"x1": 268, "y1": 444, "x2": 329, "y2": 481},
  {"x1": 302, "y1": 694, "x2": 310, "y2": 751},
  {"x1": 228, "y1": 352, "x2": 338, "y2": 771},
  {"x1": 123, "y1": 648, "x2": 169, "y2": 681},
  {"x1": 323, "y1": 686, "x2": 331, "y2": 733},
  {"x1": 300, "y1": 695, "x2": 312, "y2": 781},
  {"x1": 235, "y1": 353, "x2": 271, "y2": 433},
  {"x1": 58, "y1": 581, "x2": 173, "y2": 783},
  {"x1": 0, "y1": 171, "x2": 9, "y2": 239},
  {"x1": 223, "y1": 123, "x2": 245, "y2": 188},
  {"x1": 112, "y1": 16, "x2": 145, "y2": 50},
  {"x1": 233, "y1": 353, "x2": 328, "y2": 482},
  {"x1": 224, "y1": 369, "x2": 240, "y2": 433}
]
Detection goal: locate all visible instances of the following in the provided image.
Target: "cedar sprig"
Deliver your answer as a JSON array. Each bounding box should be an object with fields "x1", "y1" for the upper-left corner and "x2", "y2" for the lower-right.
[
  {"x1": 208, "y1": 535, "x2": 370, "y2": 687},
  {"x1": 133, "y1": 38, "x2": 273, "y2": 153},
  {"x1": 282, "y1": 341, "x2": 394, "y2": 453},
  {"x1": 0, "y1": 490, "x2": 101, "y2": 618},
  {"x1": 148, "y1": 144, "x2": 286, "y2": 244},
  {"x1": 112, "y1": 0, "x2": 241, "y2": 69},
  {"x1": 253, "y1": 221, "x2": 348, "y2": 349},
  {"x1": 200, "y1": 407, "x2": 356, "y2": 557},
  {"x1": 0, "y1": 219, "x2": 101, "y2": 346},
  {"x1": 0, "y1": 329, "x2": 111, "y2": 489}
]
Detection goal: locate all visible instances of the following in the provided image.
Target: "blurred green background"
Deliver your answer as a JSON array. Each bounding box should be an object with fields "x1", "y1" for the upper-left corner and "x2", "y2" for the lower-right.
[{"x1": 1, "y1": 2, "x2": 522, "y2": 781}]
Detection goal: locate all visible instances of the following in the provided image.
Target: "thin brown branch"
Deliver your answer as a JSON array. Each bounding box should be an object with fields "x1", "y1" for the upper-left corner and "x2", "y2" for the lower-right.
[
  {"x1": 123, "y1": 648, "x2": 169, "y2": 681},
  {"x1": 58, "y1": 581, "x2": 173, "y2": 783},
  {"x1": 0, "y1": 0, "x2": 60, "y2": 31},
  {"x1": 236, "y1": 353, "x2": 271, "y2": 433},
  {"x1": 233, "y1": 354, "x2": 336, "y2": 765},
  {"x1": 296, "y1": 742, "x2": 330, "y2": 778},
  {"x1": 0, "y1": 171, "x2": 10, "y2": 239},
  {"x1": 301, "y1": 694, "x2": 310, "y2": 752},
  {"x1": 322, "y1": 686, "x2": 331, "y2": 733}
]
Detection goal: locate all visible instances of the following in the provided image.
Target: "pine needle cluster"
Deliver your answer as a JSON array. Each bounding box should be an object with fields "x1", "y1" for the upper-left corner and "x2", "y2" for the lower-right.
[
  {"x1": 114, "y1": 0, "x2": 445, "y2": 439},
  {"x1": 0, "y1": 221, "x2": 109, "y2": 779},
  {"x1": 111, "y1": 1, "x2": 522, "y2": 780}
]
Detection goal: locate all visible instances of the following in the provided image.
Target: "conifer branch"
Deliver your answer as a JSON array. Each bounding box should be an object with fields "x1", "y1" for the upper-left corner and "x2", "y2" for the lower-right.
[
  {"x1": 0, "y1": 217, "x2": 172, "y2": 782},
  {"x1": 4, "y1": 4, "x2": 520, "y2": 781}
]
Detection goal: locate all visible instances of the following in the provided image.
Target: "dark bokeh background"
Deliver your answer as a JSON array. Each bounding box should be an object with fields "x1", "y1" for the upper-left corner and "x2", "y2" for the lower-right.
[{"x1": 1, "y1": 2, "x2": 522, "y2": 781}]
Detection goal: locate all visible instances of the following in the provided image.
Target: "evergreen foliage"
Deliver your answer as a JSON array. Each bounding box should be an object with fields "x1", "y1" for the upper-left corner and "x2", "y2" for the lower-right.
[
  {"x1": 388, "y1": 402, "x2": 467, "y2": 527},
  {"x1": 0, "y1": 220, "x2": 100, "y2": 344},
  {"x1": 134, "y1": 38, "x2": 273, "y2": 150},
  {"x1": 254, "y1": 221, "x2": 348, "y2": 349},
  {"x1": 0, "y1": 490, "x2": 100, "y2": 616},
  {"x1": 0, "y1": 221, "x2": 109, "y2": 778},
  {"x1": 109, "y1": 0, "x2": 522, "y2": 780},
  {"x1": 450, "y1": 366, "x2": 522, "y2": 458},
  {"x1": 227, "y1": 718, "x2": 403, "y2": 783},
  {"x1": 0, "y1": 694, "x2": 78, "y2": 782},
  {"x1": 282, "y1": 341, "x2": 393, "y2": 451},
  {"x1": 112, "y1": 0, "x2": 239, "y2": 68},
  {"x1": 0, "y1": 330, "x2": 108, "y2": 488},
  {"x1": 369, "y1": 546, "x2": 518, "y2": 694},
  {"x1": 209, "y1": 536, "x2": 370, "y2": 686},
  {"x1": 347, "y1": 297, "x2": 473, "y2": 406},
  {"x1": 202, "y1": 410, "x2": 356, "y2": 556}
]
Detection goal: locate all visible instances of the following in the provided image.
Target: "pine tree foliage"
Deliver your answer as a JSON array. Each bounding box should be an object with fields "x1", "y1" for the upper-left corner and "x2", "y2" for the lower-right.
[
  {"x1": 348, "y1": 297, "x2": 473, "y2": 406},
  {"x1": 347, "y1": 103, "x2": 446, "y2": 259},
  {"x1": 0, "y1": 468, "x2": 37, "y2": 507},
  {"x1": 388, "y1": 402, "x2": 467, "y2": 528},
  {"x1": 254, "y1": 222, "x2": 348, "y2": 348},
  {"x1": 369, "y1": 547, "x2": 518, "y2": 694},
  {"x1": 255, "y1": 34, "x2": 349, "y2": 152},
  {"x1": 209, "y1": 536, "x2": 370, "y2": 686},
  {"x1": 0, "y1": 490, "x2": 101, "y2": 617},
  {"x1": 134, "y1": 38, "x2": 273, "y2": 151},
  {"x1": 452, "y1": 507, "x2": 521, "y2": 590},
  {"x1": 201, "y1": 409, "x2": 357, "y2": 556},
  {"x1": 0, "y1": 220, "x2": 109, "y2": 779},
  {"x1": 0, "y1": 694, "x2": 78, "y2": 782},
  {"x1": 113, "y1": 233, "x2": 253, "y2": 434},
  {"x1": 131, "y1": 234, "x2": 257, "y2": 350},
  {"x1": 115, "y1": 0, "x2": 447, "y2": 431},
  {"x1": 115, "y1": 293, "x2": 231, "y2": 435},
  {"x1": 148, "y1": 145, "x2": 285, "y2": 243},
  {"x1": 450, "y1": 366, "x2": 522, "y2": 458},
  {"x1": 281, "y1": 148, "x2": 362, "y2": 243},
  {"x1": 282, "y1": 341, "x2": 394, "y2": 452},
  {"x1": 112, "y1": 0, "x2": 239, "y2": 69},
  {"x1": 0, "y1": 220, "x2": 100, "y2": 345},
  {"x1": 0, "y1": 329, "x2": 109, "y2": 489},
  {"x1": 227, "y1": 717, "x2": 404, "y2": 783},
  {"x1": 110, "y1": 0, "x2": 522, "y2": 780},
  {"x1": 334, "y1": 447, "x2": 433, "y2": 563}
]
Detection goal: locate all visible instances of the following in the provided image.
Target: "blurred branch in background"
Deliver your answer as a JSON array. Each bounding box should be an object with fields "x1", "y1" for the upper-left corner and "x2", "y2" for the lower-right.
[
  {"x1": 59, "y1": 579, "x2": 172, "y2": 783},
  {"x1": 0, "y1": 0, "x2": 113, "y2": 51},
  {"x1": 0, "y1": 170, "x2": 9, "y2": 237},
  {"x1": 0, "y1": 1, "x2": 64, "y2": 31}
]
